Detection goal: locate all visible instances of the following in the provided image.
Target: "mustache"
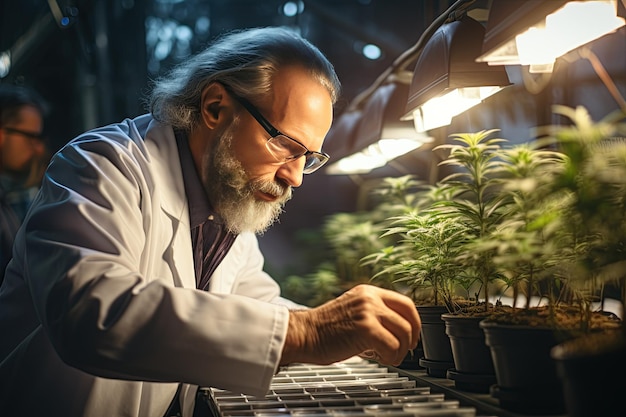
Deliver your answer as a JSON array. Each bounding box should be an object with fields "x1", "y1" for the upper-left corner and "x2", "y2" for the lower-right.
[{"x1": 252, "y1": 178, "x2": 292, "y2": 200}]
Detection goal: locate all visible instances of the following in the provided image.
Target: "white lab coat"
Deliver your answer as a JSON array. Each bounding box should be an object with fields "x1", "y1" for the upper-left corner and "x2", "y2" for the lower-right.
[{"x1": 0, "y1": 114, "x2": 297, "y2": 417}]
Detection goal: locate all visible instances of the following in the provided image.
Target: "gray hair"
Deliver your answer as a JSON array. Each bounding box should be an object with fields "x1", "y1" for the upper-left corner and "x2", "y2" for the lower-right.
[{"x1": 148, "y1": 26, "x2": 341, "y2": 131}]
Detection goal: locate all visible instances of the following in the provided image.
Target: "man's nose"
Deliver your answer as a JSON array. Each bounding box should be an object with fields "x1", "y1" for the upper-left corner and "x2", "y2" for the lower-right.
[{"x1": 276, "y1": 157, "x2": 304, "y2": 188}]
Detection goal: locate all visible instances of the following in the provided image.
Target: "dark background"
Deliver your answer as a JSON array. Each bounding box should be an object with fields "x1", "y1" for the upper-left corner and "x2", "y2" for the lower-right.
[
  {"x1": 2, "y1": 0, "x2": 625, "y2": 283},
  {"x1": 1, "y1": 0, "x2": 460, "y2": 150}
]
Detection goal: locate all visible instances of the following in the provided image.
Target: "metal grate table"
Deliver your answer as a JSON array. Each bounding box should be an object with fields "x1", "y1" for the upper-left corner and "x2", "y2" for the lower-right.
[{"x1": 198, "y1": 360, "x2": 497, "y2": 417}]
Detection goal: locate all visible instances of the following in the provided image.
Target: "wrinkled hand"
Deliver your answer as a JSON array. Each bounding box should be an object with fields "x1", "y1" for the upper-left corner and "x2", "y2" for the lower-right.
[{"x1": 280, "y1": 284, "x2": 421, "y2": 367}]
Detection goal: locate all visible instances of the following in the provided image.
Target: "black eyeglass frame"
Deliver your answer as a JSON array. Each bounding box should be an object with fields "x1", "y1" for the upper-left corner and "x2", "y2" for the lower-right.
[
  {"x1": 221, "y1": 84, "x2": 330, "y2": 174},
  {"x1": 2, "y1": 126, "x2": 45, "y2": 141}
]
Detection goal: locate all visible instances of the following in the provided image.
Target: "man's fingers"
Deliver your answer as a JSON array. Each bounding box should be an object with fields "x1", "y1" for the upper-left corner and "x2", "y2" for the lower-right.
[
  {"x1": 348, "y1": 285, "x2": 421, "y2": 365},
  {"x1": 282, "y1": 284, "x2": 422, "y2": 367},
  {"x1": 379, "y1": 290, "x2": 422, "y2": 350},
  {"x1": 371, "y1": 310, "x2": 413, "y2": 365},
  {"x1": 359, "y1": 322, "x2": 410, "y2": 366}
]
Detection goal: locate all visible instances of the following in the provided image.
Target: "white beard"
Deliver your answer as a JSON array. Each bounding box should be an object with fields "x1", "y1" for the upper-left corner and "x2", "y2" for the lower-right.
[{"x1": 200, "y1": 118, "x2": 292, "y2": 235}]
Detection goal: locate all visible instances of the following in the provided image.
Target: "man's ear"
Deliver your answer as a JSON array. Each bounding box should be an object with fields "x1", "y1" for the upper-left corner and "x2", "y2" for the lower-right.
[{"x1": 200, "y1": 82, "x2": 231, "y2": 129}]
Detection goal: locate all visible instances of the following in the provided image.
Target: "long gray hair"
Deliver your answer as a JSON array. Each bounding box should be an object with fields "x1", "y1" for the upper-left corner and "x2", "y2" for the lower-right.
[{"x1": 148, "y1": 26, "x2": 341, "y2": 131}]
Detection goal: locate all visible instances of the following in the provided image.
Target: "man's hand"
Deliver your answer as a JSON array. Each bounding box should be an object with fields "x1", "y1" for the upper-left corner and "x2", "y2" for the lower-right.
[{"x1": 280, "y1": 284, "x2": 421, "y2": 367}]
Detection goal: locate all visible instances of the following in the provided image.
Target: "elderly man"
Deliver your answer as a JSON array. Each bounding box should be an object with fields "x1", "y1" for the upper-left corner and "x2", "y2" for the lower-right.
[{"x1": 0, "y1": 27, "x2": 420, "y2": 417}]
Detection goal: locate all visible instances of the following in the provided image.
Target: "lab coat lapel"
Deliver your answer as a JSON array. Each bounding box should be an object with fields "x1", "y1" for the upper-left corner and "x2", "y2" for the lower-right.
[{"x1": 144, "y1": 120, "x2": 196, "y2": 290}]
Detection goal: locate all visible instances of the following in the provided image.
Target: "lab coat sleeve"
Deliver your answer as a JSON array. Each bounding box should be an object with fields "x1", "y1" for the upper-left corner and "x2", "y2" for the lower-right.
[{"x1": 22, "y1": 125, "x2": 288, "y2": 397}]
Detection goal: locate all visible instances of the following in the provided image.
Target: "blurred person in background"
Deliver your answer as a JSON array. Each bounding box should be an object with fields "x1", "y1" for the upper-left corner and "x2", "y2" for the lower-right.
[{"x1": 0, "y1": 84, "x2": 49, "y2": 284}]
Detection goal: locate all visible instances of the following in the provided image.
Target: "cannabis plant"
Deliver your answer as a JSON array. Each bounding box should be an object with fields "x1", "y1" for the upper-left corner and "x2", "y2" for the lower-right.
[
  {"x1": 433, "y1": 130, "x2": 511, "y2": 312},
  {"x1": 543, "y1": 105, "x2": 626, "y2": 332},
  {"x1": 468, "y1": 141, "x2": 569, "y2": 311},
  {"x1": 365, "y1": 204, "x2": 473, "y2": 309}
]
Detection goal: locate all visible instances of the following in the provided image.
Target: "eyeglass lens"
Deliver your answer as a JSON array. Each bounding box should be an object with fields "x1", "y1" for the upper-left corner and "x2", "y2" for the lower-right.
[{"x1": 266, "y1": 135, "x2": 328, "y2": 173}]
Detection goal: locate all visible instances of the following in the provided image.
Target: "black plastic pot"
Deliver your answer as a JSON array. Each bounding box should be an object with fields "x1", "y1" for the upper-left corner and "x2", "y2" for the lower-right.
[
  {"x1": 416, "y1": 305, "x2": 454, "y2": 378},
  {"x1": 551, "y1": 332, "x2": 626, "y2": 417},
  {"x1": 442, "y1": 313, "x2": 496, "y2": 393},
  {"x1": 480, "y1": 320, "x2": 566, "y2": 415}
]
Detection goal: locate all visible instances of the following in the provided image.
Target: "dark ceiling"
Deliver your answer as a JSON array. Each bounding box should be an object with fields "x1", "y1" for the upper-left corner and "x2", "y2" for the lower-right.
[
  {"x1": 0, "y1": 0, "x2": 490, "y2": 280},
  {"x1": 0, "y1": 0, "x2": 459, "y2": 152}
]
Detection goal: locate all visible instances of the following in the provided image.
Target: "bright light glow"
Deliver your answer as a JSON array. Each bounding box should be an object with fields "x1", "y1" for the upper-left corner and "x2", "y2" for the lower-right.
[
  {"x1": 326, "y1": 152, "x2": 387, "y2": 175},
  {"x1": 479, "y1": 1, "x2": 625, "y2": 69},
  {"x1": 516, "y1": 1, "x2": 624, "y2": 72},
  {"x1": 515, "y1": 26, "x2": 557, "y2": 73},
  {"x1": 326, "y1": 137, "x2": 431, "y2": 175},
  {"x1": 362, "y1": 44, "x2": 382, "y2": 60},
  {"x1": 283, "y1": 2, "x2": 299, "y2": 17},
  {"x1": 175, "y1": 25, "x2": 193, "y2": 42},
  {"x1": 412, "y1": 86, "x2": 503, "y2": 132},
  {"x1": 195, "y1": 17, "x2": 210, "y2": 35},
  {"x1": 0, "y1": 51, "x2": 11, "y2": 78}
]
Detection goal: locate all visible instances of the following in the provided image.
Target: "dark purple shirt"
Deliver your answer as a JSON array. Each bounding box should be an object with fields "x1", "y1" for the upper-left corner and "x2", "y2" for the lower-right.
[{"x1": 175, "y1": 130, "x2": 236, "y2": 290}]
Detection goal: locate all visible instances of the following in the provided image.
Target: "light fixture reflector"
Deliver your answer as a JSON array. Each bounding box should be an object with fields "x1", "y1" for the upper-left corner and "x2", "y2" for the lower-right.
[
  {"x1": 325, "y1": 136, "x2": 431, "y2": 175},
  {"x1": 478, "y1": 0, "x2": 625, "y2": 70},
  {"x1": 412, "y1": 85, "x2": 503, "y2": 132}
]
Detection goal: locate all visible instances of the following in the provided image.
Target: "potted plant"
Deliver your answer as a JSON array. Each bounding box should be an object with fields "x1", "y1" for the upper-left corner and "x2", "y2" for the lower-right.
[
  {"x1": 365, "y1": 205, "x2": 467, "y2": 377},
  {"x1": 478, "y1": 106, "x2": 624, "y2": 415},
  {"x1": 431, "y1": 130, "x2": 513, "y2": 393},
  {"x1": 365, "y1": 131, "x2": 512, "y2": 384},
  {"x1": 474, "y1": 139, "x2": 575, "y2": 415},
  {"x1": 434, "y1": 130, "x2": 510, "y2": 312},
  {"x1": 279, "y1": 175, "x2": 429, "y2": 366},
  {"x1": 363, "y1": 175, "x2": 475, "y2": 375},
  {"x1": 542, "y1": 105, "x2": 626, "y2": 417}
]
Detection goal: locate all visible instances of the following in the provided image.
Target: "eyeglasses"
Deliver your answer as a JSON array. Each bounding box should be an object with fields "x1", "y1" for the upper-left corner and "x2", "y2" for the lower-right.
[
  {"x1": 2, "y1": 126, "x2": 45, "y2": 142},
  {"x1": 222, "y1": 85, "x2": 330, "y2": 174}
]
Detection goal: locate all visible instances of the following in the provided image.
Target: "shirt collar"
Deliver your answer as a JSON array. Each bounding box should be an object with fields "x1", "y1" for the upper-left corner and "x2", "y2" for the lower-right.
[{"x1": 174, "y1": 130, "x2": 222, "y2": 229}]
